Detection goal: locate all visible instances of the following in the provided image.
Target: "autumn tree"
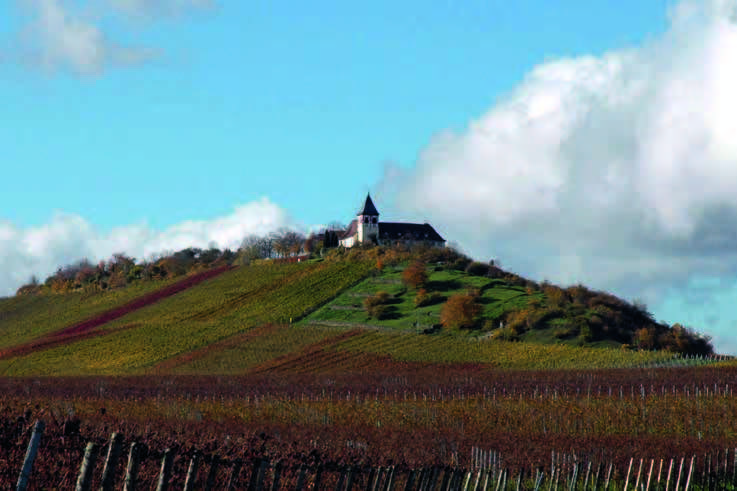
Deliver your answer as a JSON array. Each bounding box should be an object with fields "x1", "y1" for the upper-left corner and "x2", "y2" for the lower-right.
[
  {"x1": 402, "y1": 260, "x2": 428, "y2": 289},
  {"x1": 441, "y1": 293, "x2": 482, "y2": 329}
]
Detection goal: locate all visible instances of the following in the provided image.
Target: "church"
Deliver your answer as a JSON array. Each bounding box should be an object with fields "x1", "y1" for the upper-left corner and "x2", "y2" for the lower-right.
[{"x1": 339, "y1": 194, "x2": 445, "y2": 248}]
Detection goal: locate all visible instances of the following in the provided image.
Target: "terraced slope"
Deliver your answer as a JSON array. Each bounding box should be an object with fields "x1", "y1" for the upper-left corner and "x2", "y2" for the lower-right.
[
  {"x1": 0, "y1": 260, "x2": 373, "y2": 375},
  {"x1": 0, "y1": 265, "x2": 232, "y2": 360}
]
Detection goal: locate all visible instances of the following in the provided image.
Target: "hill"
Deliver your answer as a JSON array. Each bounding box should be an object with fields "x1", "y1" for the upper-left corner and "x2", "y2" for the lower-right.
[{"x1": 0, "y1": 244, "x2": 718, "y2": 376}]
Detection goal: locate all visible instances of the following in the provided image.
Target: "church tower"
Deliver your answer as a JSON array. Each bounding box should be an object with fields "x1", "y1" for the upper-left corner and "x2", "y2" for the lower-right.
[{"x1": 356, "y1": 193, "x2": 379, "y2": 244}]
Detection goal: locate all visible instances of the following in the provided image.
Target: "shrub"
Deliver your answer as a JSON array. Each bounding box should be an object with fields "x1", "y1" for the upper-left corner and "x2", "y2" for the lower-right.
[
  {"x1": 364, "y1": 291, "x2": 391, "y2": 309},
  {"x1": 402, "y1": 260, "x2": 428, "y2": 289},
  {"x1": 414, "y1": 288, "x2": 443, "y2": 308},
  {"x1": 465, "y1": 261, "x2": 490, "y2": 276},
  {"x1": 441, "y1": 293, "x2": 482, "y2": 329}
]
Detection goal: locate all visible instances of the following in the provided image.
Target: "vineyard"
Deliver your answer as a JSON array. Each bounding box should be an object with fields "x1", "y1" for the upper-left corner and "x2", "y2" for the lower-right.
[
  {"x1": 3, "y1": 367, "x2": 737, "y2": 489},
  {"x1": 1, "y1": 253, "x2": 735, "y2": 488}
]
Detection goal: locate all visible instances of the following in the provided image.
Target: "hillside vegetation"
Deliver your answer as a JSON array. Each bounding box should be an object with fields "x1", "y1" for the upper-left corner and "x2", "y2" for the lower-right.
[{"x1": 0, "y1": 243, "x2": 717, "y2": 376}]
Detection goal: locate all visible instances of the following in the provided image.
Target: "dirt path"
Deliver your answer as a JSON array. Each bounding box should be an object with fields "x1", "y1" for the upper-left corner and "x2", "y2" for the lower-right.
[{"x1": 0, "y1": 265, "x2": 234, "y2": 361}]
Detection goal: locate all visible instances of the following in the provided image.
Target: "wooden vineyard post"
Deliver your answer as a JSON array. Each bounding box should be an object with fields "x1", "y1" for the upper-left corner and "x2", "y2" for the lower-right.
[
  {"x1": 245, "y1": 458, "x2": 265, "y2": 491},
  {"x1": 634, "y1": 458, "x2": 643, "y2": 491},
  {"x1": 645, "y1": 459, "x2": 654, "y2": 491},
  {"x1": 624, "y1": 457, "x2": 634, "y2": 490},
  {"x1": 183, "y1": 452, "x2": 201, "y2": 491},
  {"x1": 665, "y1": 458, "x2": 674, "y2": 491},
  {"x1": 684, "y1": 456, "x2": 695, "y2": 491},
  {"x1": 674, "y1": 457, "x2": 685, "y2": 491},
  {"x1": 228, "y1": 459, "x2": 244, "y2": 491},
  {"x1": 123, "y1": 443, "x2": 142, "y2": 491},
  {"x1": 155, "y1": 448, "x2": 174, "y2": 491},
  {"x1": 270, "y1": 460, "x2": 283, "y2": 491},
  {"x1": 603, "y1": 462, "x2": 613, "y2": 491},
  {"x1": 294, "y1": 463, "x2": 308, "y2": 491},
  {"x1": 385, "y1": 466, "x2": 396, "y2": 491},
  {"x1": 100, "y1": 432, "x2": 124, "y2": 491},
  {"x1": 204, "y1": 454, "x2": 219, "y2": 491},
  {"x1": 312, "y1": 464, "x2": 323, "y2": 491},
  {"x1": 16, "y1": 419, "x2": 45, "y2": 491},
  {"x1": 76, "y1": 442, "x2": 99, "y2": 491},
  {"x1": 402, "y1": 469, "x2": 415, "y2": 491}
]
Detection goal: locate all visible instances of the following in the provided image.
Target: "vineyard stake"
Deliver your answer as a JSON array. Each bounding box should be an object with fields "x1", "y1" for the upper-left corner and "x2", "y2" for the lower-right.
[
  {"x1": 683, "y1": 456, "x2": 694, "y2": 491},
  {"x1": 155, "y1": 448, "x2": 174, "y2": 491},
  {"x1": 75, "y1": 442, "x2": 99, "y2": 491},
  {"x1": 624, "y1": 457, "x2": 634, "y2": 491},
  {"x1": 204, "y1": 455, "x2": 219, "y2": 491},
  {"x1": 582, "y1": 461, "x2": 591, "y2": 490},
  {"x1": 227, "y1": 459, "x2": 243, "y2": 491},
  {"x1": 402, "y1": 469, "x2": 415, "y2": 491},
  {"x1": 657, "y1": 459, "x2": 663, "y2": 487},
  {"x1": 346, "y1": 465, "x2": 358, "y2": 491},
  {"x1": 634, "y1": 458, "x2": 643, "y2": 491},
  {"x1": 674, "y1": 457, "x2": 684, "y2": 491},
  {"x1": 665, "y1": 458, "x2": 673, "y2": 491},
  {"x1": 183, "y1": 452, "x2": 200, "y2": 491},
  {"x1": 313, "y1": 465, "x2": 323, "y2": 491},
  {"x1": 122, "y1": 442, "x2": 142, "y2": 491},
  {"x1": 473, "y1": 468, "x2": 483, "y2": 491},
  {"x1": 294, "y1": 463, "x2": 308, "y2": 491},
  {"x1": 99, "y1": 432, "x2": 124, "y2": 491},
  {"x1": 438, "y1": 467, "x2": 451, "y2": 491},
  {"x1": 366, "y1": 467, "x2": 377, "y2": 491},
  {"x1": 384, "y1": 466, "x2": 396, "y2": 491},
  {"x1": 603, "y1": 462, "x2": 613, "y2": 491},
  {"x1": 372, "y1": 466, "x2": 384, "y2": 491},
  {"x1": 15, "y1": 419, "x2": 45, "y2": 491},
  {"x1": 271, "y1": 460, "x2": 283, "y2": 491},
  {"x1": 645, "y1": 459, "x2": 654, "y2": 491}
]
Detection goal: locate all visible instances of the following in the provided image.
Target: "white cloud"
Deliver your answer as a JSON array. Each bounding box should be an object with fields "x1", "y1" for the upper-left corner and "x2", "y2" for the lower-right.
[
  {"x1": 385, "y1": 0, "x2": 737, "y2": 351},
  {"x1": 9, "y1": 0, "x2": 214, "y2": 75},
  {"x1": 0, "y1": 198, "x2": 293, "y2": 297}
]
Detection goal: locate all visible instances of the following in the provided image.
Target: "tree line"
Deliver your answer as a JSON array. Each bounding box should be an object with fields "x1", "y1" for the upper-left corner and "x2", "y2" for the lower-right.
[{"x1": 15, "y1": 226, "x2": 346, "y2": 296}]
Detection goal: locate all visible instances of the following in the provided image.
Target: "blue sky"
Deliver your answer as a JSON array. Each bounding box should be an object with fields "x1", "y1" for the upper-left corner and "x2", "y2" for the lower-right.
[{"x1": 3, "y1": 0, "x2": 737, "y2": 354}]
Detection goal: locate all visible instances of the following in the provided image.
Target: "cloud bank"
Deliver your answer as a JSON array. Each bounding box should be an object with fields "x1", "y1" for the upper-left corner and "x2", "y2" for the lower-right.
[
  {"x1": 385, "y1": 0, "x2": 737, "y2": 350},
  {"x1": 10, "y1": 0, "x2": 214, "y2": 74},
  {"x1": 0, "y1": 198, "x2": 292, "y2": 297}
]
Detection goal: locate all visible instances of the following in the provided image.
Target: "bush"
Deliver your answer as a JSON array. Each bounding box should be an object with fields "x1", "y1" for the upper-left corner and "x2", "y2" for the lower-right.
[
  {"x1": 414, "y1": 288, "x2": 443, "y2": 308},
  {"x1": 465, "y1": 261, "x2": 490, "y2": 276},
  {"x1": 364, "y1": 291, "x2": 391, "y2": 309},
  {"x1": 441, "y1": 293, "x2": 482, "y2": 329},
  {"x1": 402, "y1": 260, "x2": 428, "y2": 289}
]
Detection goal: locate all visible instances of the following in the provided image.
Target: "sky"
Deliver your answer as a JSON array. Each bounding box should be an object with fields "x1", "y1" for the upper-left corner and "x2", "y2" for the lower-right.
[{"x1": 2, "y1": 0, "x2": 737, "y2": 353}]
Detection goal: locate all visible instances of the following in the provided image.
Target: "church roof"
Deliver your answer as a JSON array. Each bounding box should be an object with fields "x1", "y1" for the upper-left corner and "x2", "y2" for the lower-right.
[
  {"x1": 378, "y1": 222, "x2": 445, "y2": 242},
  {"x1": 339, "y1": 219, "x2": 358, "y2": 240},
  {"x1": 357, "y1": 194, "x2": 379, "y2": 216}
]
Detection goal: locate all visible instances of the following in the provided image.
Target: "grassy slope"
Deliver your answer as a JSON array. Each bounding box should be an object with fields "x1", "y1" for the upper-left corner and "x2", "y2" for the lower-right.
[
  {"x1": 0, "y1": 278, "x2": 178, "y2": 350},
  {"x1": 0, "y1": 260, "x2": 373, "y2": 375},
  {"x1": 0, "y1": 258, "x2": 720, "y2": 376},
  {"x1": 303, "y1": 267, "x2": 541, "y2": 330},
  {"x1": 302, "y1": 266, "x2": 536, "y2": 332}
]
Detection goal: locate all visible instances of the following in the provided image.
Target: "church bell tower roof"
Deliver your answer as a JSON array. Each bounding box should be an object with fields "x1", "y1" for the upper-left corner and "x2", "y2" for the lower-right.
[{"x1": 358, "y1": 193, "x2": 380, "y2": 216}]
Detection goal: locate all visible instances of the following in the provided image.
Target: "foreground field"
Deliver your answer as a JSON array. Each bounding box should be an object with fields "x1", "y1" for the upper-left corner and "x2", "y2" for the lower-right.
[{"x1": 3, "y1": 367, "x2": 737, "y2": 488}]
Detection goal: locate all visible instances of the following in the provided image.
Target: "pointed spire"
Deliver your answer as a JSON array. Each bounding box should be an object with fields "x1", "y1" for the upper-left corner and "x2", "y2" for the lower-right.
[{"x1": 358, "y1": 193, "x2": 379, "y2": 216}]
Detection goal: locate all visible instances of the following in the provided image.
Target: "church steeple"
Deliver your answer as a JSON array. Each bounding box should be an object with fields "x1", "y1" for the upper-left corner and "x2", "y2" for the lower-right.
[
  {"x1": 356, "y1": 193, "x2": 379, "y2": 244},
  {"x1": 358, "y1": 193, "x2": 379, "y2": 217}
]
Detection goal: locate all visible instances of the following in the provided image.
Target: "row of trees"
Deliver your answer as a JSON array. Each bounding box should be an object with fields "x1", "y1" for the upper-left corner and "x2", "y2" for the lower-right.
[{"x1": 16, "y1": 226, "x2": 350, "y2": 296}]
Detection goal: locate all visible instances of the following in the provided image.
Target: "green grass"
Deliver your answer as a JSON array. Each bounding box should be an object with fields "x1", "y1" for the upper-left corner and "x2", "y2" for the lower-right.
[
  {"x1": 0, "y1": 260, "x2": 373, "y2": 375},
  {"x1": 301, "y1": 265, "x2": 538, "y2": 332},
  {"x1": 0, "y1": 278, "x2": 178, "y2": 350}
]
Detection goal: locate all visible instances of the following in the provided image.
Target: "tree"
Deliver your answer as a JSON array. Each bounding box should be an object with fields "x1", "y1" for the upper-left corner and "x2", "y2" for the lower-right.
[
  {"x1": 441, "y1": 293, "x2": 482, "y2": 329},
  {"x1": 402, "y1": 260, "x2": 427, "y2": 289}
]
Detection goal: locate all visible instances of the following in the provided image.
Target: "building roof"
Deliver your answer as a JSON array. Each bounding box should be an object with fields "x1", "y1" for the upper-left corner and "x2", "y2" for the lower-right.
[
  {"x1": 339, "y1": 219, "x2": 358, "y2": 240},
  {"x1": 357, "y1": 194, "x2": 380, "y2": 216},
  {"x1": 378, "y1": 222, "x2": 445, "y2": 242}
]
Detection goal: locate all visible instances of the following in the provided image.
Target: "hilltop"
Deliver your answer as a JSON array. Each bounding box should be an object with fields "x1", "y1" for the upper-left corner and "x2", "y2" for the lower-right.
[{"x1": 0, "y1": 243, "x2": 716, "y2": 376}]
